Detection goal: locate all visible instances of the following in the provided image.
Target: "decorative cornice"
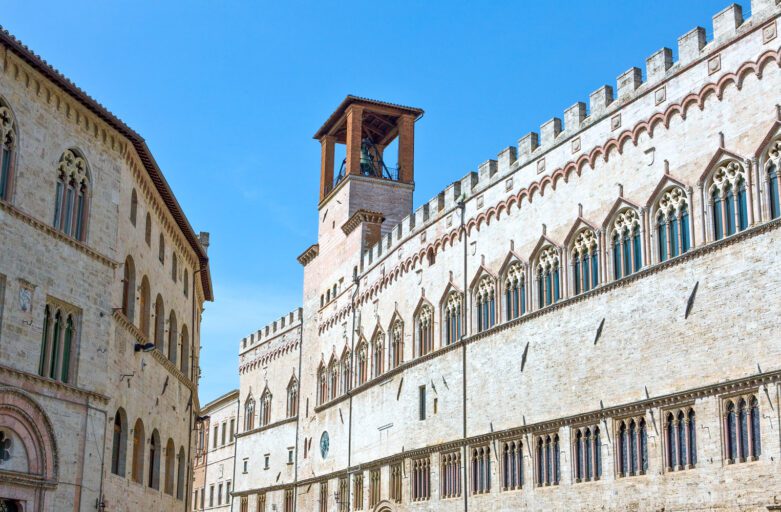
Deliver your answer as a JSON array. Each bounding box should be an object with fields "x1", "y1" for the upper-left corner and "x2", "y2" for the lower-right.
[
  {"x1": 341, "y1": 209, "x2": 385, "y2": 236},
  {"x1": 0, "y1": 469, "x2": 57, "y2": 490},
  {"x1": 234, "y1": 416, "x2": 297, "y2": 439},
  {"x1": 0, "y1": 362, "x2": 109, "y2": 404},
  {"x1": 297, "y1": 244, "x2": 319, "y2": 266},
  {"x1": 0, "y1": 199, "x2": 117, "y2": 268}
]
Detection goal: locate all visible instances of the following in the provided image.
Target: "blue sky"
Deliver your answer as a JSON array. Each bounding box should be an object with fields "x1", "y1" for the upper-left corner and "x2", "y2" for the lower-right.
[{"x1": 5, "y1": 0, "x2": 732, "y2": 403}]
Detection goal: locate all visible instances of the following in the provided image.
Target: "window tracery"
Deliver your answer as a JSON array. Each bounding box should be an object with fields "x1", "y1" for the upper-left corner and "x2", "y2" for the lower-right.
[
  {"x1": 411, "y1": 456, "x2": 431, "y2": 501},
  {"x1": 536, "y1": 246, "x2": 560, "y2": 308},
  {"x1": 416, "y1": 303, "x2": 434, "y2": 357},
  {"x1": 572, "y1": 425, "x2": 601, "y2": 482},
  {"x1": 38, "y1": 300, "x2": 79, "y2": 384},
  {"x1": 502, "y1": 439, "x2": 523, "y2": 490},
  {"x1": 328, "y1": 358, "x2": 338, "y2": 400},
  {"x1": 0, "y1": 101, "x2": 17, "y2": 201},
  {"x1": 440, "y1": 450, "x2": 461, "y2": 499},
  {"x1": 724, "y1": 394, "x2": 761, "y2": 463},
  {"x1": 286, "y1": 377, "x2": 298, "y2": 418},
  {"x1": 664, "y1": 407, "x2": 697, "y2": 471},
  {"x1": 571, "y1": 229, "x2": 599, "y2": 295},
  {"x1": 259, "y1": 387, "x2": 272, "y2": 427},
  {"x1": 443, "y1": 291, "x2": 463, "y2": 345},
  {"x1": 390, "y1": 319, "x2": 404, "y2": 369},
  {"x1": 244, "y1": 397, "x2": 255, "y2": 431},
  {"x1": 53, "y1": 149, "x2": 89, "y2": 241},
  {"x1": 356, "y1": 340, "x2": 368, "y2": 386},
  {"x1": 656, "y1": 187, "x2": 691, "y2": 262},
  {"x1": 709, "y1": 160, "x2": 748, "y2": 240},
  {"x1": 611, "y1": 208, "x2": 642, "y2": 280},
  {"x1": 475, "y1": 275, "x2": 495, "y2": 333},
  {"x1": 372, "y1": 330, "x2": 385, "y2": 377},
  {"x1": 535, "y1": 433, "x2": 560, "y2": 486},
  {"x1": 766, "y1": 137, "x2": 781, "y2": 219},
  {"x1": 471, "y1": 446, "x2": 490, "y2": 495},
  {"x1": 504, "y1": 262, "x2": 526, "y2": 320},
  {"x1": 616, "y1": 416, "x2": 648, "y2": 477}
]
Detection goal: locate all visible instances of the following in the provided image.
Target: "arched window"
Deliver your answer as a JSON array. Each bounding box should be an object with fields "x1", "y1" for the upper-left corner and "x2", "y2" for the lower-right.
[
  {"x1": 317, "y1": 363, "x2": 327, "y2": 404},
  {"x1": 131, "y1": 418, "x2": 145, "y2": 484},
  {"x1": 139, "y1": 276, "x2": 151, "y2": 337},
  {"x1": 37, "y1": 302, "x2": 78, "y2": 384},
  {"x1": 111, "y1": 408, "x2": 127, "y2": 476},
  {"x1": 656, "y1": 187, "x2": 691, "y2": 262},
  {"x1": 664, "y1": 407, "x2": 697, "y2": 471},
  {"x1": 501, "y1": 439, "x2": 523, "y2": 490},
  {"x1": 259, "y1": 388, "x2": 272, "y2": 427},
  {"x1": 158, "y1": 234, "x2": 166, "y2": 264},
  {"x1": 415, "y1": 303, "x2": 434, "y2": 357},
  {"x1": 766, "y1": 138, "x2": 781, "y2": 220},
  {"x1": 286, "y1": 377, "x2": 298, "y2": 418},
  {"x1": 572, "y1": 425, "x2": 601, "y2": 482},
  {"x1": 168, "y1": 311, "x2": 178, "y2": 364},
  {"x1": 183, "y1": 269, "x2": 189, "y2": 297},
  {"x1": 176, "y1": 446, "x2": 186, "y2": 500},
  {"x1": 0, "y1": 100, "x2": 18, "y2": 201},
  {"x1": 571, "y1": 229, "x2": 599, "y2": 295},
  {"x1": 504, "y1": 262, "x2": 526, "y2": 320},
  {"x1": 535, "y1": 246, "x2": 560, "y2": 308},
  {"x1": 443, "y1": 291, "x2": 463, "y2": 345},
  {"x1": 616, "y1": 416, "x2": 648, "y2": 477},
  {"x1": 535, "y1": 433, "x2": 559, "y2": 486},
  {"x1": 356, "y1": 340, "x2": 368, "y2": 386},
  {"x1": 440, "y1": 451, "x2": 461, "y2": 499},
  {"x1": 390, "y1": 319, "x2": 404, "y2": 369},
  {"x1": 53, "y1": 149, "x2": 90, "y2": 241},
  {"x1": 148, "y1": 429, "x2": 161, "y2": 489},
  {"x1": 474, "y1": 276, "x2": 496, "y2": 333},
  {"x1": 171, "y1": 253, "x2": 178, "y2": 282},
  {"x1": 339, "y1": 350, "x2": 351, "y2": 395},
  {"x1": 372, "y1": 330, "x2": 385, "y2": 377},
  {"x1": 724, "y1": 395, "x2": 760, "y2": 463},
  {"x1": 154, "y1": 295, "x2": 165, "y2": 349},
  {"x1": 610, "y1": 208, "x2": 642, "y2": 280},
  {"x1": 180, "y1": 325, "x2": 190, "y2": 377},
  {"x1": 244, "y1": 397, "x2": 255, "y2": 431},
  {"x1": 164, "y1": 438, "x2": 175, "y2": 495},
  {"x1": 130, "y1": 189, "x2": 138, "y2": 226},
  {"x1": 471, "y1": 446, "x2": 490, "y2": 494},
  {"x1": 122, "y1": 256, "x2": 136, "y2": 322},
  {"x1": 145, "y1": 213, "x2": 152, "y2": 246},
  {"x1": 709, "y1": 160, "x2": 748, "y2": 241},
  {"x1": 328, "y1": 358, "x2": 338, "y2": 400}
]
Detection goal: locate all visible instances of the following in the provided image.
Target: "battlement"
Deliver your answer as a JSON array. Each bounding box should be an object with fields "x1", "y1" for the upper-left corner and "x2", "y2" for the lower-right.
[
  {"x1": 240, "y1": 307, "x2": 302, "y2": 352},
  {"x1": 358, "y1": 0, "x2": 779, "y2": 275}
]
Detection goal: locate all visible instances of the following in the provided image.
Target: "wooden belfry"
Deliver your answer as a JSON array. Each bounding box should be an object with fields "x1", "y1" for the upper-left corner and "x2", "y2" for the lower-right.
[{"x1": 314, "y1": 96, "x2": 424, "y2": 201}]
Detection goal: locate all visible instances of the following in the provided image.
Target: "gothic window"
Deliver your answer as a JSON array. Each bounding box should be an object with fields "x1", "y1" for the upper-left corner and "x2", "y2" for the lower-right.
[
  {"x1": 159, "y1": 234, "x2": 166, "y2": 264},
  {"x1": 356, "y1": 340, "x2": 368, "y2": 386},
  {"x1": 709, "y1": 160, "x2": 749, "y2": 241},
  {"x1": 415, "y1": 303, "x2": 434, "y2": 357},
  {"x1": 122, "y1": 256, "x2": 136, "y2": 322},
  {"x1": 390, "y1": 462, "x2": 403, "y2": 503},
  {"x1": 175, "y1": 446, "x2": 185, "y2": 500},
  {"x1": 501, "y1": 439, "x2": 523, "y2": 491},
  {"x1": 257, "y1": 492, "x2": 267, "y2": 512},
  {"x1": 164, "y1": 438, "x2": 175, "y2": 495},
  {"x1": 443, "y1": 291, "x2": 463, "y2": 345},
  {"x1": 471, "y1": 446, "x2": 490, "y2": 495},
  {"x1": 180, "y1": 325, "x2": 190, "y2": 377},
  {"x1": 766, "y1": 137, "x2": 781, "y2": 219},
  {"x1": 504, "y1": 262, "x2": 526, "y2": 320},
  {"x1": 154, "y1": 295, "x2": 165, "y2": 349},
  {"x1": 610, "y1": 208, "x2": 642, "y2": 280},
  {"x1": 724, "y1": 394, "x2": 761, "y2": 463},
  {"x1": 130, "y1": 189, "x2": 138, "y2": 226},
  {"x1": 656, "y1": 187, "x2": 691, "y2": 262},
  {"x1": 535, "y1": 245, "x2": 561, "y2": 308},
  {"x1": 172, "y1": 253, "x2": 178, "y2": 282},
  {"x1": 340, "y1": 350, "x2": 351, "y2": 395},
  {"x1": 131, "y1": 418, "x2": 145, "y2": 484},
  {"x1": 145, "y1": 213, "x2": 152, "y2": 246},
  {"x1": 53, "y1": 149, "x2": 90, "y2": 241},
  {"x1": 338, "y1": 477, "x2": 349, "y2": 512},
  {"x1": 353, "y1": 473, "x2": 364, "y2": 510},
  {"x1": 664, "y1": 407, "x2": 697, "y2": 471},
  {"x1": 0, "y1": 100, "x2": 17, "y2": 201},
  {"x1": 372, "y1": 330, "x2": 385, "y2": 377},
  {"x1": 38, "y1": 301, "x2": 79, "y2": 384},
  {"x1": 318, "y1": 363, "x2": 327, "y2": 404},
  {"x1": 571, "y1": 229, "x2": 599, "y2": 295},
  {"x1": 244, "y1": 397, "x2": 255, "y2": 431},
  {"x1": 328, "y1": 358, "x2": 338, "y2": 400},
  {"x1": 259, "y1": 387, "x2": 272, "y2": 427},
  {"x1": 474, "y1": 275, "x2": 496, "y2": 333},
  {"x1": 441, "y1": 451, "x2": 462, "y2": 499},
  {"x1": 167, "y1": 311, "x2": 178, "y2": 364},
  {"x1": 616, "y1": 416, "x2": 648, "y2": 477},
  {"x1": 148, "y1": 429, "x2": 160, "y2": 489},
  {"x1": 411, "y1": 456, "x2": 431, "y2": 501},
  {"x1": 111, "y1": 408, "x2": 128, "y2": 477},
  {"x1": 139, "y1": 276, "x2": 151, "y2": 337},
  {"x1": 287, "y1": 376, "x2": 298, "y2": 418},
  {"x1": 319, "y1": 481, "x2": 328, "y2": 512},
  {"x1": 369, "y1": 468, "x2": 381, "y2": 508},
  {"x1": 390, "y1": 319, "x2": 404, "y2": 369},
  {"x1": 572, "y1": 425, "x2": 601, "y2": 483},
  {"x1": 535, "y1": 433, "x2": 560, "y2": 486}
]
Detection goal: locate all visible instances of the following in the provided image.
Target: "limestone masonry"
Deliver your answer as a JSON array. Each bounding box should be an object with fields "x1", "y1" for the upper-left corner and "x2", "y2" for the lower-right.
[{"x1": 231, "y1": 1, "x2": 781, "y2": 511}]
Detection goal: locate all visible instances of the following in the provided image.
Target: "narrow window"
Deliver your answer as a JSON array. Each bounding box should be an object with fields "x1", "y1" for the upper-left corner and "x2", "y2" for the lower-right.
[
  {"x1": 0, "y1": 101, "x2": 17, "y2": 201},
  {"x1": 53, "y1": 149, "x2": 90, "y2": 241},
  {"x1": 419, "y1": 385, "x2": 426, "y2": 420},
  {"x1": 769, "y1": 162, "x2": 780, "y2": 219},
  {"x1": 145, "y1": 213, "x2": 152, "y2": 246},
  {"x1": 130, "y1": 189, "x2": 138, "y2": 226}
]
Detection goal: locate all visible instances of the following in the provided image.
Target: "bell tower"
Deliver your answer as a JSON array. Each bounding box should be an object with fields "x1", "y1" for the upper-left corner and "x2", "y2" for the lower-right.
[{"x1": 314, "y1": 97, "x2": 423, "y2": 231}]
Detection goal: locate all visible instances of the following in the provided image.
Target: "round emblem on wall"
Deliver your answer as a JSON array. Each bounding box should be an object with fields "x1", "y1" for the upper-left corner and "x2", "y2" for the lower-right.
[{"x1": 320, "y1": 431, "x2": 329, "y2": 459}]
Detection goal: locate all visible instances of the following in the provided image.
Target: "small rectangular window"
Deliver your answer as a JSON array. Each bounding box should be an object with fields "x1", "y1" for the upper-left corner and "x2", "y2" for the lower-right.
[
  {"x1": 218, "y1": 483, "x2": 223, "y2": 505},
  {"x1": 264, "y1": 454, "x2": 270, "y2": 469},
  {"x1": 419, "y1": 385, "x2": 426, "y2": 420},
  {"x1": 213, "y1": 426, "x2": 218, "y2": 449},
  {"x1": 433, "y1": 397, "x2": 438, "y2": 415},
  {"x1": 209, "y1": 485, "x2": 214, "y2": 507},
  {"x1": 221, "y1": 422, "x2": 227, "y2": 446},
  {"x1": 230, "y1": 419, "x2": 235, "y2": 442},
  {"x1": 243, "y1": 458, "x2": 248, "y2": 474},
  {"x1": 288, "y1": 448, "x2": 294, "y2": 464}
]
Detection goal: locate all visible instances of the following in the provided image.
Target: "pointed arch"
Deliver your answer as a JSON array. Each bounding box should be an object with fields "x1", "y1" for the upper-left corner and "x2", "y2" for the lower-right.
[
  {"x1": 603, "y1": 198, "x2": 643, "y2": 281},
  {"x1": 413, "y1": 297, "x2": 434, "y2": 358},
  {"x1": 439, "y1": 282, "x2": 464, "y2": 346},
  {"x1": 111, "y1": 408, "x2": 128, "y2": 477},
  {"x1": 259, "y1": 386, "x2": 272, "y2": 427},
  {"x1": 387, "y1": 311, "x2": 405, "y2": 369},
  {"x1": 564, "y1": 218, "x2": 600, "y2": 296},
  {"x1": 0, "y1": 96, "x2": 19, "y2": 202},
  {"x1": 286, "y1": 374, "x2": 298, "y2": 418},
  {"x1": 164, "y1": 438, "x2": 175, "y2": 495},
  {"x1": 131, "y1": 418, "x2": 145, "y2": 483},
  {"x1": 529, "y1": 235, "x2": 562, "y2": 309},
  {"x1": 53, "y1": 148, "x2": 90, "y2": 241},
  {"x1": 648, "y1": 176, "x2": 692, "y2": 263},
  {"x1": 148, "y1": 428, "x2": 161, "y2": 489},
  {"x1": 370, "y1": 325, "x2": 386, "y2": 378},
  {"x1": 499, "y1": 252, "x2": 528, "y2": 321},
  {"x1": 469, "y1": 266, "x2": 497, "y2": 333}
]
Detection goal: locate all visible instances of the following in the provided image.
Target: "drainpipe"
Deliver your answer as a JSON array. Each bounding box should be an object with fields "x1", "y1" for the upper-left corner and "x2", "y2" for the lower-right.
[
  {"x1": 187, "y1": 267, "x2": 203, "y2": 512},
  {"x1": 458, "y1": 197, "x2": 468, "y2": 512},
  {"x1": 293, "y1": 308, "x2": 304, "y2": 511},
  {"x1": 230, "y1": 395, "x2": 239, "y2": 512},
  {"x1": 346, "y1": 271, "x2": 361, "y2": 512}
]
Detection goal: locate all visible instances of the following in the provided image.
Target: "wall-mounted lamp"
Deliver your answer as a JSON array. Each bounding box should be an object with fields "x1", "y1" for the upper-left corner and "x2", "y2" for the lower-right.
[{"x1": 134, "y1": 342, "x2": 155, "y2": 353}]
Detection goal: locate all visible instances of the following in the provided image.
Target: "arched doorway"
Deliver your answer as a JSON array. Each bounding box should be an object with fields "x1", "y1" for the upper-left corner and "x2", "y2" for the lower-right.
[
  {"x1": 0, "y1": 499, "x2": 22, "y2": 512},
  {"x1": 372, "y1": 500, "x2": 396, "y2": 512}
]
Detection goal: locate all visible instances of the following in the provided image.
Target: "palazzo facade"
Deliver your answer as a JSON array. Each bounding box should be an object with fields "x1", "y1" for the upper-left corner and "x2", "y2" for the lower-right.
[
  {"x1": 0, "y1": 28, "x2": 213, "y2": 512},
  {"x1": 235, "y1": 1, "x2": 781, "y2": 511}
]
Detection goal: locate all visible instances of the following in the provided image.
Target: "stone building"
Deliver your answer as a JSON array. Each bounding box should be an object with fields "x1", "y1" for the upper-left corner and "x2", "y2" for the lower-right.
[
  {"x1": 0, "y1": 27, "x2": 213, "y2": 512},
  {"x1": 192, "y1": 390, "x2": 239, "y2": 512},
  {"x1": 232, "y1": 1, "x2": 781, "y2": 511}
]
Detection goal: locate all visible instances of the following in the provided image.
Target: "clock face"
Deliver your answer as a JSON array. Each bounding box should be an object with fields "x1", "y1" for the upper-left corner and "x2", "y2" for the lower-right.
[{"x1": 320, "y1": 431, "x2": 329, "y2": 459}]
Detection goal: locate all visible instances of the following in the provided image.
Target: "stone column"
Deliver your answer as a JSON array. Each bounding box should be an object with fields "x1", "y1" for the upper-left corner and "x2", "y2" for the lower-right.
[
  {"x1": 319, "y1": 135, "x2": 335, "y2": 200},
  {"x1": 345, "y1": 106, "x2": 364, "y2": 177}
]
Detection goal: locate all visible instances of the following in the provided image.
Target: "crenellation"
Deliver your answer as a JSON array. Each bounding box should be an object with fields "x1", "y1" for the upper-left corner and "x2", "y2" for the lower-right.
[
  {"x1": 752, "y1": 0, "x2": 779, "y2": 17},
  {"x1": 540, "y1": 117, "x2": 562, "y2": 146},
  {"x1": 678, "y1": 27, "x2": 708, "y2": 65},
  {"x1": 713, "y1": 3, "x2": 744, "y2": 41},
  {"x1": 588, "y1": 85, "x2": 614, "y2": 116},
  {"x1": 518, "y1": 131, "x2": 539, "y2": 161},
  {"x1": 443, "y1": 180, "x2": 462, "y2": 212},
  {"x1": 646, "y1": 47, "x2": 674, "y2": 82},
  {"x1": 616, "y1": 66, "x2": 643, "y2": 98},
  {"x1": 563, "y1": 102, "x2": 587, "y2": 133},
  {"x1": 497, "y1": 146, "x2": 517, "y2": 174},
  {"x1": 478, "y1": 159, "x2": 498, "y2": 181}
]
